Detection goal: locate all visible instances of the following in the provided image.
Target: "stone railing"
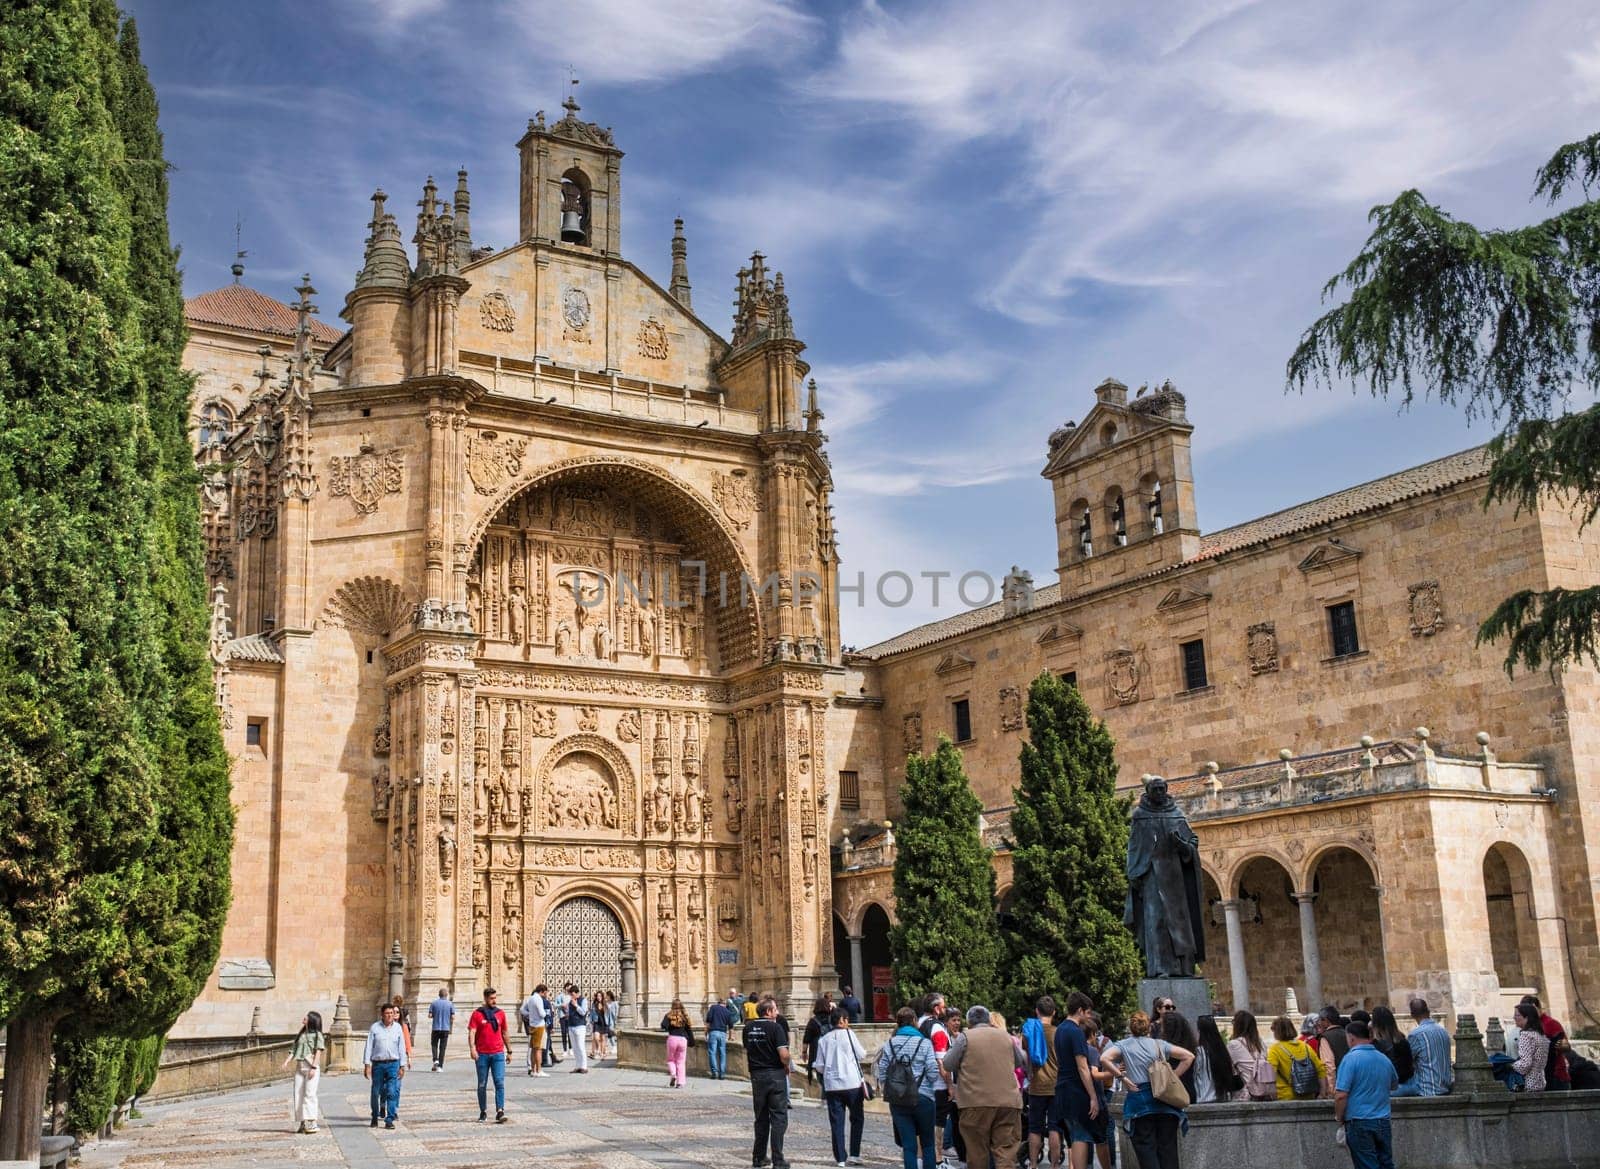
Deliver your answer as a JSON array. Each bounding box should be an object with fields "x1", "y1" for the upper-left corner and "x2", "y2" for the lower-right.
[
  {"x1": 145, "y1": 1039, "x2": 297, "y2": 1103},
  {"x1": 833, "y1": 806, "x2": 1014, "y2": 874},
  {"x1": 1169, "y1": 729, "x2": 1548, "y2": 822}
]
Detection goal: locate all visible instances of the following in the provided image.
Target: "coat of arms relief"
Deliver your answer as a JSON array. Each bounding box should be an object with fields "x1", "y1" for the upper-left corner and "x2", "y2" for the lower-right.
[{"x1": 329, "y1": 437, "x2": 404, "y2": 515}]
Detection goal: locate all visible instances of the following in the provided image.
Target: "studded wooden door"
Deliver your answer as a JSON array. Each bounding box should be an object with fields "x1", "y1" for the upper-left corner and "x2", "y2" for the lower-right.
[{"x1": 541, "y1": 896, "x2": 623, "y2": 995}]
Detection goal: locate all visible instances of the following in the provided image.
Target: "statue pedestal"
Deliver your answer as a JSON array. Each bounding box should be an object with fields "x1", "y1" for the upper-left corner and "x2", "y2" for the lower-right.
[{"x1": 1139, "y1": 977, "x2": 1211, "y2": 1024}]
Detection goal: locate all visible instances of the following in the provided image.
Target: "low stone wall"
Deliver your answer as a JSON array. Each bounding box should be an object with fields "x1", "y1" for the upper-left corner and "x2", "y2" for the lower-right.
[
  {"x1": 1112, "y1": 1089, "x2": 1600, "y2": 1169},
  {"x1": 145, "y1": 1040, "x2": 297, "y2": 1103},
  {"x1": 618, "y1": 1027, "x2": 890, "y2": 1109}
]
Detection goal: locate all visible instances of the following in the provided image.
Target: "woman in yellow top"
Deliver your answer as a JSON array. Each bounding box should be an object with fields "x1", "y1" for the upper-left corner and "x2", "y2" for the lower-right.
[{"x1": 1266, "y1": 1015, "x2": 1327, "y2": 1099}]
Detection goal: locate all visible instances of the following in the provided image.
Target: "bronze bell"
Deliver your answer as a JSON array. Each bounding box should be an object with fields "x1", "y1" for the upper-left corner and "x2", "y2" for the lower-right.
[{"x1": 561, "y1": 211, "x2": 585, "y2": 243}]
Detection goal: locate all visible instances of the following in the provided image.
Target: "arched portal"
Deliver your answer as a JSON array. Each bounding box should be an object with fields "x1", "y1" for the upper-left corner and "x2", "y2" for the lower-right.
[
  {"x1": 1310, "y1": 847, "x2": 1386, "y2": 1010},
  {"x1": 541, "y1": 896, "x2": 623, "y2": 997},
  {"x1": 1484, "y1": 843, "x2": 1544, "y2": 996},
  {"x1": 861, "y1": 904, "x2": 893, "y2": 1022},
  {"x1": 1234, "y1": 856, "x2": 1303, "y2": 1016}
]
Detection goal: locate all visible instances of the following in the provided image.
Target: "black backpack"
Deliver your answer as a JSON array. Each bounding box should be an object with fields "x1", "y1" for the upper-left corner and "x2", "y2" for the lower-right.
[{"x1": 883, "y1": 1036, "x2": 927, "y2": 1108}]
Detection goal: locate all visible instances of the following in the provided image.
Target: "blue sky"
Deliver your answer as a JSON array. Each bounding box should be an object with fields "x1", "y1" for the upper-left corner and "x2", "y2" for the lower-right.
[{"x1": 132, "y1": 0, "x2": 1600, "y2": 645}]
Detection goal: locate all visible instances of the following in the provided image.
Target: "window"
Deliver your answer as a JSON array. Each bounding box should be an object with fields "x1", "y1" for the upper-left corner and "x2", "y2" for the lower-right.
[
  {"x1": 1328, "y1": 601, "x2": 1360, "y2": 657},
  {"x1": 246, "y1": 718, "x2": 266, "y2": 749},
  {"x1": 198, "y1": 400, "x2": 234, "y2": 449},
  {"x1": 839, "y1": 770, "x2": 860, "y2": 811},
  {"x1": 1060, "y1": 670, "x2": 1078, "y2": 689},
  {"x1": 1148, "y1": 479, "x2": 1164, "y2": 535},
  {"x1": 952, "y1": 698, "x2": 973, "y2": 743},
  {"x1": 1180, "y1": 639, "x2": 1208, "y2": 691},
  {"x1": 1111, "y1": 493, "x2": 1128, "y2": 546}
]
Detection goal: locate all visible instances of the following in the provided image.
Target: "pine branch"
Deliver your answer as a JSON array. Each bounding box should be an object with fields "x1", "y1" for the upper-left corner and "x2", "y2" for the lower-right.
[
  {"x1": 1484, "y1": 406, "x2": 1600, "y2": 528},
  {"x1": 1479, "y1": 587, "x2": 1600, "y2": 676},
  {"x1": 1536, "y1": 131, "x2": 1600, "y2": 202}
]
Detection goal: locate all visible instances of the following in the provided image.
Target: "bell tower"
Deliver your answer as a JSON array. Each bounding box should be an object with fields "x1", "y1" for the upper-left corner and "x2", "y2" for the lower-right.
[{"x1": 516, "y1": 86, "x2": 623, "y2": 256}]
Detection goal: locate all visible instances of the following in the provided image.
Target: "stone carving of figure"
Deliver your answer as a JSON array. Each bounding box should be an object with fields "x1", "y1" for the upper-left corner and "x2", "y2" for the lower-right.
[
  {"x1": 506, "y1": 586, "x2": 527, "y2": 644},
  {"x1": 594, "y1": 621, "x2": 611, "y2": 660},
  {"x1": 497, "y1": 759, "x2": 518, "y2": 828},
  {"x1": 638, "y1": 605, "x2": 656, "y2": 654},
  {"x1": 687, "y1": 887, "x2": 705, "y2": 966},
  {"x1": 503, "y1": 915, "x2": 521, "y2": 966},
  {"x1": 372, "y1": 765, "x2": 390, "y2": 818},
  {"x1": 596, "y1": 780, "x2": 614, "y2": 828},
  {"x1": 724, "y1": 778, "x2": 743, "y2": 835},
  {"x1": 653, "y1": 780, "x2": 672, "y2": 833},
  {"x1": 555, "y1": 620, "x2": 574, "y2": 657},
  {"x1": 519, "y1": 781, "x2": 534, "y2": 825},
  {"x1": 438, "y1": 825, "x2": 456, "y2": 881},
  {"x1": 657, "y1": 904, "x2": 677, "y2": 966},
  {"x1": 1125, "y1": 775, "x2": 1205, "y2": 978},
  {"x1": 467, "y1": 567, "x2": 483, "y2": 631},
  {"x1": 471, "y1": 889, "x2": 488, "y2": 967},
  {"x1": 685, "y1": 783, "x2": 702, "y2": 830},
  {"x1": 802, "y1": 846, "x2": 816, "y2": 890}
]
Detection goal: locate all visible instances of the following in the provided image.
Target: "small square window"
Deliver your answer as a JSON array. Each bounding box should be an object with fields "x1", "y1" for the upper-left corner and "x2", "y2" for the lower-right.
[
  {"x1": 952, "y1": 699, "x2": 973, "y2": 743},
  {"x1": 1060, "y1": 670, "x2": 1078, "y2": 689},
  {"x1": 1180, "y1": 639, "x2": 1208, "y2": 691},
  {"x1": 246, "y1": 719, "x2": 265, "y2": 748},
  {"x1": 839, "y1": 771, "x2": 860, "y2": 811},
  {"x1": 1328, "y1": 601, "x2": 1360, "y2": 658}
]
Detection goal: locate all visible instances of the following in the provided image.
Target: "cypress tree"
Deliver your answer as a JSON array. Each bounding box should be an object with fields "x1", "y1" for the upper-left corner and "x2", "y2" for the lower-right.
[
  {"x1": 0, "y1": 3, "x2": 230, "y2": 1155},
  {"x1": 890, "y1": 736, "x2": 1001, "y2": 1010},
  {"x1": 998, "y1": 673, "x2": 1141, "y2": 1031}
]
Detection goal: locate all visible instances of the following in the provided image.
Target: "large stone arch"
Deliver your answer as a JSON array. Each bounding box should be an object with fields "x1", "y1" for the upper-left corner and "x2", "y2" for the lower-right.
[
  {"x1": 536, "y1": 889, "x2": 633, "y2": 997},
  {"x1": 466, "y1": 455, "x2": 763, "y2": 667},
  {"x1": 533, "y1": 733, "x2": 638, "y2": 836},
  {"x1": 1298, "y1": 838, "x2": 1382, "y2": 894}
]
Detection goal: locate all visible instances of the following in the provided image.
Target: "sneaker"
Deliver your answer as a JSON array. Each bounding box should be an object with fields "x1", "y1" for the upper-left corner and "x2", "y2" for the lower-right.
[
  {"x1": 849, "y1": 1160, "x2": 865, "y2": 1166},
  {"x1": 479, "y1": 1111, "x2": 488, "y2": 1123},
  {"x1": 384, "y1": 1121, "x2": 395, "y2": 1130},
  {"x1": 837, "y1": 1162, "x2": 848, "y2": 1167},
  {"x1": 305, "y1": 1126, "x2": 319, "y2": 1134},
  {"x1": 496, "y1": 1110, "x2": 508, "y2": 1124}
]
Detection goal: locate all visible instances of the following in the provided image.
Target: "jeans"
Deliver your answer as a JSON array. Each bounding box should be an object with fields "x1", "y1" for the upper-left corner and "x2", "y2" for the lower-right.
[
  {"x1": 667, "y1": 1035, "x2": 689, "y2": 1085},
  {"x1": 707, "y1": 1029, "x2": 729, "y2": 1078},
  {"x1": 369, "y1": 1061, "x2": 401, "y2": 1122},
  {"x1": 891, "y1": 1096, "x2": 938, "y2": 1169},
  {"x1": 751, "y1": 1067, "x2": 791, "y2": 1165},
  {"x1": 431, "y1": 1030, "x2": 450, "y2": 1067},
  {"x1": 1128, "y1": 1113, "x2": 1179, "y2": 1169},
  {"x1": 476, "y1": 1051, "x2": 505, "y2": 1114},
  {"x1": 1345, "y1": 1117, "x2": 1395, "y2": 1169},
  {"x1": 825, "y1": 1086, "x2": 865, "y2": 1162}
]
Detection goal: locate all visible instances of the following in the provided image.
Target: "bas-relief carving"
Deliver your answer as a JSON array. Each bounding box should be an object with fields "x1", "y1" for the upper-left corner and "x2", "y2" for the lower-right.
[
  {"x1": 1408, "y1": 580, "x2": 1445, "y2": 637},
  {"x1": 328, "y1": 439, "x2": 404, "y2": 515},
  {"x1": 1247, "y1": 621, "x2": 1280, "y2": 675},
  {"x1": 467, "y1": 430, "x2": 529, "y2": 496},
  {"x1": 998, "y1": 686, "x2": 1023, "y2": 732},
  {"x1": 637, "y1": 316, "x2": 670, "y2": 360},
  {"x1": 1104, "y1": 648, "x2": 1142, "y2": 705},
  {"x1": 479, "y1": 290, "x2": 516, "y2": 332},
  {"x1": 712, "y1": 469, "x2": 764, "y2": 531},
  {"x1": 902, "y1": 711, "x2": 923, "y2": 755},
  {"x1": 546, "y1": 751, "x2": 619, "y2": 830}
]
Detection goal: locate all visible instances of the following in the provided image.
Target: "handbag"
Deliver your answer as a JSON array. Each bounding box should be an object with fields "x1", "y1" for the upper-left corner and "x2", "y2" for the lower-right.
[{"x1": 1148, "y1": 1045, "x2": 1190, "y2": 1109}]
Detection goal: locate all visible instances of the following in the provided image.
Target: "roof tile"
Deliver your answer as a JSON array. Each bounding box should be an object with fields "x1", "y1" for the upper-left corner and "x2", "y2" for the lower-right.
[{"x1": 185, "y1": 283, "x2": 344, "y2": 345}]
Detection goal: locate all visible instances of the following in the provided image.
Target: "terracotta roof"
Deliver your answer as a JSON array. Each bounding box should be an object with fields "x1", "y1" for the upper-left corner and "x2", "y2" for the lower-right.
[
  {"x1": 185, "y1": 283, "x2": 344, "y2": 346},
  {"x1": 222, "y1": 633, "x2": 284, "y2": 664},
  {"x1": 856, "y1": 445, "x2": 1491, "y2": 660}
]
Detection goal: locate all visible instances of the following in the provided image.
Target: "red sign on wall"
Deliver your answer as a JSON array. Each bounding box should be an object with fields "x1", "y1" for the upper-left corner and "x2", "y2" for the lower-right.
[{"x1": 870, "y1": 965, "x2": 893, "y2": 1023}]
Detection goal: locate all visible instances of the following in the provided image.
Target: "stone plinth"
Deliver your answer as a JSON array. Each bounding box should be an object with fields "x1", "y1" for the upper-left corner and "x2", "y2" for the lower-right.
[{"x1": 1139, "y1": 976, "x2": 1210, "y2": 1023}]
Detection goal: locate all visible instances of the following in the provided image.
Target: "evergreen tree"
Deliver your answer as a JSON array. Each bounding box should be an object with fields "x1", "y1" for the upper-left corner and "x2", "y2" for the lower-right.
[
  {"x1": 1288, "y1": 131, "x2": 1600, "y2": 675},
  {"x1": 0, "y1": 3, "x2": 230, "y2": 1156},
  {"x1": 998, "y1": 674, "x2": 1141, "y2": 1031},
  {"x1": 890, "y1": 737, "x2": 1001, "y2": 1010}
]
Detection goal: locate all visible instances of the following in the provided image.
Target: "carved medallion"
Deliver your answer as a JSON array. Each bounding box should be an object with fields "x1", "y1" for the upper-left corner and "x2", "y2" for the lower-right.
[
  {"x1": 616, "y1": 709, "x2": 641, "y2": 743},
  {"x1": 1408, "y1": 580, "x2": 1444, "y2": 637},
  {"x1": 466, "y1": 430, "x2": 529, "y2": 496},
  {"x1": 328, "y1": 439, "x2": 403, "y2": 515},
  {"x1": 1246, "y1": 622, "x2": 1279, "y2": 675},
  {"x1": 712, "y1": 469, "x2": 764, "y2": 531},
  {"x1": 479, "y1": 291, "x2": 516, "y2": 332},
  {"x1": 561, "y1": 286, "x2": 591, "y2": 335},
  {"x1": 902, "y1": 711, "x2": 923, "y2": 755},
  {"x1": 1104, "y1": 649, "x2": 1141, "y2": 705},
  {"x1": 637, "y1": 316, "x2": 669, "y2": 359},
  {"x1": 998, "y1": 686, "x2": 1023, "y2": 732}
]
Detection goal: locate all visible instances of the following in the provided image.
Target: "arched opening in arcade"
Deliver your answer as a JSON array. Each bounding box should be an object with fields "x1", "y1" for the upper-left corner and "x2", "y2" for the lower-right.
[
  {"x1": 1200, "y1": 869, "x2": 1231, "y2": 1010},
  {"x1": 540, "y1": 895, "x2": 624, "y2": 1001},
  {"x1": 1232, "y1": 855, "x2": 1304, "y2": 1017},
  {"x1": 1309, "y1": 846, "x2": 1386, "y2": 1012},
  {"x1": 861, "y1": 904, "x2": 893, "y2": 1022},
  {"x1": 1484, "y1": 842, "x2": 1545, "y2": 999}
]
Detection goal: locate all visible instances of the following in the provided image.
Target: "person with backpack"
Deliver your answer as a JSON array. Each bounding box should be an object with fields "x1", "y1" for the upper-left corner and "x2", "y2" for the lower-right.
[
  {"x1": 816, "y1": 1006, "x2": 869, "y2": 1167},
  {"x1": 1225, "y1": 1011, "x2": 1276, "y2": 1101},
  {"x1": 467, "y1": 987, "x2": 510, "y2": 1123},
  {"x1": 877, "y1": 1006, "x2": 943, "y2": 1169},
  {"x1": 661, "y1": 998, "x2": 697, "y2": 1088},
  {"x1": 1021, "y1": 995, "x2": 1062, "y2": 1169},
  {"x1": 914, "y1": 994, "x2": 954, "y2": 1169},
  {"x1": 1267, "y1": 1015, "x2": 1326, "y2": 1100},
  {"x1": 1099, "y1": 1011, "x2": 1193, "y2": 1169},
  {"x1": 803, "y1": 994, "x2": 836, "y2": 1083},
  {"x1": 520, "y1": 983, "x2": 549, "y2": 1076}
]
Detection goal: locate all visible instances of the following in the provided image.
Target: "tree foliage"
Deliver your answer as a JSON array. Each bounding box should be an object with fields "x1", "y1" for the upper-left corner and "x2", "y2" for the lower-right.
[
  {"x1": 891, "y1": 737, "x2": 1001, "y2": 1011},
  {"x1": 1287, "y1": 132, "x2": 1600, "y2": 676},
  {"x1": 0, "y1": 1, "x2": 231, "y2": 1152},
  {"x1": 998, "y1": 674, "x2": 1141, "y2": 1032}
]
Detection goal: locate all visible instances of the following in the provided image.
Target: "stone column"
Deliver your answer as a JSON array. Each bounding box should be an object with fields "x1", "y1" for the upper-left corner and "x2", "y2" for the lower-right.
[
  {"x1": 848, "y1": 935, "x2": 865, "y2": 1007},
  {"x1": 1294, "y1": 892, "x2": 1323, "y2": 1009},
  {"x1": 386, "y1": 940, "x2": 406, "y2": 1007},
  {"x1": 1220, "y1": 899, "x2": 1250, "y2": 1013},
  {"x1": 618, "y1": 943, "x2": 638, "y2": 1028}
]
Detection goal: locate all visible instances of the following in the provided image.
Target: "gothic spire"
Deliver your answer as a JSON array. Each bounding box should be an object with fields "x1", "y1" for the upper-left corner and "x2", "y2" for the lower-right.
[
  {"x1": 355, "y1": 189, "x2": 411, "y2": 290},
  {"x1": 670, "y1": 217, "x2": 692, "y2": 310},
  {"x1": 452, "y1": 169, "x2": 474, "y2": 267}
]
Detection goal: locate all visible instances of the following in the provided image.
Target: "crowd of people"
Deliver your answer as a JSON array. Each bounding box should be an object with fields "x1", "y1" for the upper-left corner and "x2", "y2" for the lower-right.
[{"x1": 277, "y1": 978, "x2": 1592, "y2": 1169}]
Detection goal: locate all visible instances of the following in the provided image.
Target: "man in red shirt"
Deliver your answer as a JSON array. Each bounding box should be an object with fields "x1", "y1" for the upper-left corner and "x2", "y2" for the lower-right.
[{"x1": 469, "y1": 987, "x2": 511, "y2": 1122}]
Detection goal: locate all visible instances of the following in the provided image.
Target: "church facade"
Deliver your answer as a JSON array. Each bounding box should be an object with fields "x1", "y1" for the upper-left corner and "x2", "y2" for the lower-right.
[{"x1": 180, "y1": 100, "x2": 1600, "y2": 1039}]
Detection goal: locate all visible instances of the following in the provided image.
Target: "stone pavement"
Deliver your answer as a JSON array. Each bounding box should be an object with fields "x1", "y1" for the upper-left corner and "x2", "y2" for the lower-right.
[{"x1": 79, "y1": 1053, "x2": 906, "y2": 1169}]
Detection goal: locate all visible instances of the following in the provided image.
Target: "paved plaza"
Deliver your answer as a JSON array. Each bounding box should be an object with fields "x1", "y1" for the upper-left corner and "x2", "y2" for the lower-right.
[{"x1": 79, "y1": 1055, "x2": 902, "y2": 1169}]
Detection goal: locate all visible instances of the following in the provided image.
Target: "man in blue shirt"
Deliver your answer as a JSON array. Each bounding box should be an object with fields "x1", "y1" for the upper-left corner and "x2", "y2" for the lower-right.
[
  {"x1": 1334, "y1": 1021, "x2": 1398, "y2": 1169},
  {"x1": 1394, "y1": 997, "x2": 1453, "y2": 1097},
  {"x1": 706, "y1": 996, "x2": 737, "y2": 1080},
  {"x1": 840, "y1": 985, "x2": 864, "y2": 1025},
  {"x1": 1052, "y1": 992, "x2": 1100, "y2": 1169},
  {"x1": 428, "y1": 987, "x2": 455, "y2": 1071}
]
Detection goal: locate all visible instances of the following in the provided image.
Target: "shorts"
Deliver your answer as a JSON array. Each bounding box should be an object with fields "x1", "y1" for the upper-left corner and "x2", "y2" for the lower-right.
[
  {"x1": 529, "y1": 1026, "x2": 547, "y2": 1051},
  {"x1": 1026, "y1": 1095, "x2": 1057, "y2": 1136},
  {"x1": 1060, "y1": 1105, "x2": 1095, "y2": 1146}
]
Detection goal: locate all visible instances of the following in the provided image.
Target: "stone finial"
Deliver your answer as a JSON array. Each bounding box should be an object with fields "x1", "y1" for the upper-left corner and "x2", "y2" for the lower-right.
[
  {"x1": 1477, "y1": 730, "x2": 1496, "y2": 788},
  {"x1": 355, "y1": 188, "x2": 412, "y2": 291},
  {"x1": 1451, "y1": 1013, "x2": 1496, "y2": 1091},
  {"x1": 670, "y1": 217, "x2": 692, "y2": 310},
  {"x1": 1094, "y1": 377, "x2": 1128, "y2": 407},
  {"x1": 208, "y1": 583, "x2": 233, "y2": 654},
  {"x1": 330, "y1": 993, "x2": 352, "y2": 1036},
  {"x1": 452, "y1": 169, "x2": 473, "y2": 267},
  {"x1": 1204, "y1": 761, "x2": 1221, "y2": 798},
  {"x1": 1415, "y1": 726, "x2": 1433, "y2": 752},
  {"x1": 1279, "y1": 748, "x2": 1296, "y2": 782},
  {"x1": 1284, "y1": 987, "x2": 1302, "y2": 1028},
  {"x1": 804, "y1": 378, "x2": 824, "y2": 434},
  {"x1": 1484, "y1": 1015, "x2": 1505, "y2": 1055}
]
